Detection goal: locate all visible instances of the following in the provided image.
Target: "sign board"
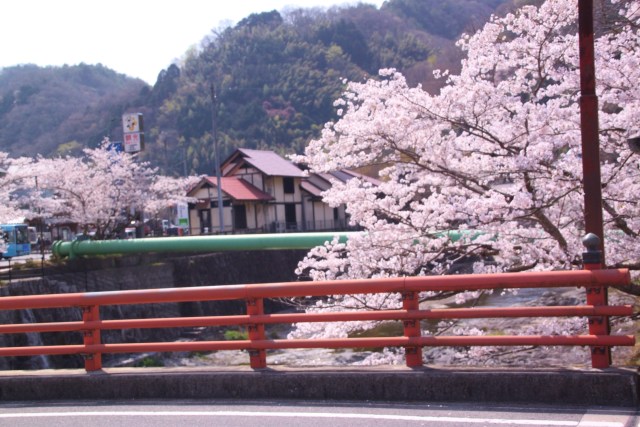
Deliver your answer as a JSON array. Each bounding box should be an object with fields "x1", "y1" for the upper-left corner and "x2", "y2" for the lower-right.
[
  {"x1": 107, "y1": 141, "x2": 123, "y2": 153},
  {"x1": 122, "y1": 113, "x2": 144, "y2": 153},
  {"x1": 176, "y1": 203, "x2": 189, "y2": 228},
  {"x1": 124, "y1": 132, "x2": 144, "y2": 153},
  {"x1": 122, "y1": 113, "x2": 143, "y2": 133}
]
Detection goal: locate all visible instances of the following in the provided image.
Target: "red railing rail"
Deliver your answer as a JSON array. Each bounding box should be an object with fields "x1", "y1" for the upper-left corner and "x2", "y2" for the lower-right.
[{"x1": 0, "y1": 269, "x2": 634, "y2": 371}]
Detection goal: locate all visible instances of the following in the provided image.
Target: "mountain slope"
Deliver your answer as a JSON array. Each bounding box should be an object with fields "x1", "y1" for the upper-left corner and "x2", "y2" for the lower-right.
[{"x1": 0, "y1": 64, "x2": 146, "y2": 157}]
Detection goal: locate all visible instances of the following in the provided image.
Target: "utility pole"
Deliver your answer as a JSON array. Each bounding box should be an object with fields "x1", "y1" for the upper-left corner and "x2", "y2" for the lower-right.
[{"x1": 211, "y1": 84, "x2": 225, "y2": 233}]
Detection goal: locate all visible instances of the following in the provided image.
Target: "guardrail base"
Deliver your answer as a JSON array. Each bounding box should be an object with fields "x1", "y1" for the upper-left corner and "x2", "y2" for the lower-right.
[{"x1": 0, "y1": 366, "x2": 637, "y2": 407}]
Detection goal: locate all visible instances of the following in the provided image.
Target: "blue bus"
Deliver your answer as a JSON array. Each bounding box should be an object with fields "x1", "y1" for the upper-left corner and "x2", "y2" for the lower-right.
[{"x1": 1, "y1": 224, "x2": 31, "y2": 259}]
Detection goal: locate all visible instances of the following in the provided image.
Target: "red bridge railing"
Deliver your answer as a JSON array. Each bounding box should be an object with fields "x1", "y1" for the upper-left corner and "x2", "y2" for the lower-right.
[{"x1": 0, "y1": 268, "x2": 634, "y2": 371}]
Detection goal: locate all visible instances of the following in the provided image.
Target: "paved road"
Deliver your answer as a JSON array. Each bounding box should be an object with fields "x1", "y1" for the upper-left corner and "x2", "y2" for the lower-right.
[{"x1": 0, "y1": 400, "x2": 637, "y2": 427}]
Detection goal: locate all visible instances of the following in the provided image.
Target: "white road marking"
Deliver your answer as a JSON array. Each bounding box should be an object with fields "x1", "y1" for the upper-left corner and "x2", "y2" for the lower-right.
[
  {"x1": 578, "y1": 411, "x2": 635, "y2": 427},
  {"x1": 0, "y1": 410, "x2": 626, "y2": 426}
]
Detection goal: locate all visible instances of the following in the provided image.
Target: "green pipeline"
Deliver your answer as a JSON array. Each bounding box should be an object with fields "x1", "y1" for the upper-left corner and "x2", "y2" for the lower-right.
[
  {"x1": 51, "y1": 232, "x2": 361, "y2": 259},
  {"x1": 50, "y1": 230, "x2": 484, "y2": 259}
]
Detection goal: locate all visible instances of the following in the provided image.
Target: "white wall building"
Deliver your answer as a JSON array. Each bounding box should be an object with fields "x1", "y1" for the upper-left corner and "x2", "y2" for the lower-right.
[{"x1": 187, "y1": 149, "x2": 379, "y2": 235}]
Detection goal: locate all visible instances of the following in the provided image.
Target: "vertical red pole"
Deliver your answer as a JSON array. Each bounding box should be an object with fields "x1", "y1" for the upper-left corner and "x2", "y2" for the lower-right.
[
  {"x1": 82, "y1": 305, "x2": 102, "y2": 371},
  {"x1": 578, "y1": 0, "x2": 605, "y2": 261},
  {"x1": 582, "y1": 234, "x2": 611, "y2": 368},
  {"x1": 402, "y1": 291, "x2": 423, "y2": 367},
  {"x1": 578, "y1": 0, "x2": 609, "y2": 369},
  {"x1": 246, "y1": 298, "x2": 267, "y2": 369}
]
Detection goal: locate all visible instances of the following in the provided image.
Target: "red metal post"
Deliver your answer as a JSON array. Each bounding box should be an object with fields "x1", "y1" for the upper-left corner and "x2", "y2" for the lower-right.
[
  {"x1": 578, "y1": 0, "x2": 605, "y2": 262},
  {"x1": 82, "y1": 305, "x2": 102, "y2": 371},
  {"x1": 578, "y1": 0, "x2": 610, "y2": 369},
  {"x1": 246, "y1": 298, "x2": 267, "y2": 369},
  {"x1": 582, "y1": 234, "x2": 611, "y2": 368},
  {"x1": 402, "y1": 291, "x2": 423, "y2": 367}
]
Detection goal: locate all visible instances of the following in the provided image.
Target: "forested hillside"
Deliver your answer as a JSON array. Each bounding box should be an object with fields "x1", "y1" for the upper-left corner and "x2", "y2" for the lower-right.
[
  {"x1": 0, "y1": 64, "x2": 146, "y2": 157},
  {"x1": 0, "y1": 0, "x2": 534, "y2": 175}
]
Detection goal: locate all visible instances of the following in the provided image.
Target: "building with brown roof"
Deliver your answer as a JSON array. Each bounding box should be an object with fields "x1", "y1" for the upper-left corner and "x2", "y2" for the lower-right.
[{"x1": 186, "y1": 149, "x2": 379, "y2": 235}]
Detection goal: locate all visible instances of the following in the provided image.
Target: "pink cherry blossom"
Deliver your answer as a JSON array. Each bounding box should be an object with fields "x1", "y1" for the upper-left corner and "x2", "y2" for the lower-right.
[{"x1": 292, "y1": 0, "x2": 640, "y2": 362}]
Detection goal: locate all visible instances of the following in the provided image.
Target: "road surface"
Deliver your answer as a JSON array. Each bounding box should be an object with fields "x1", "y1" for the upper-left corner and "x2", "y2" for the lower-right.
[{"x1": 0, "y1": 400, "x2": 637, "y2": 427}]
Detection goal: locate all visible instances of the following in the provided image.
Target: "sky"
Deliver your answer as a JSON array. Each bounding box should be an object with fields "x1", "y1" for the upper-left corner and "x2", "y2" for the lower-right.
[{"x1": 1, "y1": 0, "x2": 385, "y2": 86}]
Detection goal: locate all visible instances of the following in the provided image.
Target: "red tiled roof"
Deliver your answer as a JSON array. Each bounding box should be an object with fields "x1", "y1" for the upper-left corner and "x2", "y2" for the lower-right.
[{"x1": 207, "y1": 176, "x2": 273, "y2": 201}]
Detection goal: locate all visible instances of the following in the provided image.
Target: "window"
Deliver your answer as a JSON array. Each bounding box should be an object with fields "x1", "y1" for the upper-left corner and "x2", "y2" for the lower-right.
[
  {"x1": 283, "y1": 177, "x2": 295, "y2": 194},
  {"x1": 285, "y1": 203, "x2": 297, "y2": 230},
  {"x1": 234, "y1": 205, "x2": 247, "y2": 229},
  {"x1": 211, "y1": 200, "x2": 231, "y2": 208}
]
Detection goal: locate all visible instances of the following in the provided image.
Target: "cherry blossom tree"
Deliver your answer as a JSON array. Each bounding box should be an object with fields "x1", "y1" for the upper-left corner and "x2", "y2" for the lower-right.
[
  {"x1": 0, "y1": 152, "x2": 35, "y2": 254},
  {"x1": 290, "y1": 0, "x2": 640, "y2": 359},
  {"x1": 145, "y1": 175, "x2": 201, "y2": 215},
  {"x1": 0, "y1": 152, "x2": 32, "y2": 225},
  {"x1": 15, "y1": 139, "x2": 198, "y2": 240}
]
